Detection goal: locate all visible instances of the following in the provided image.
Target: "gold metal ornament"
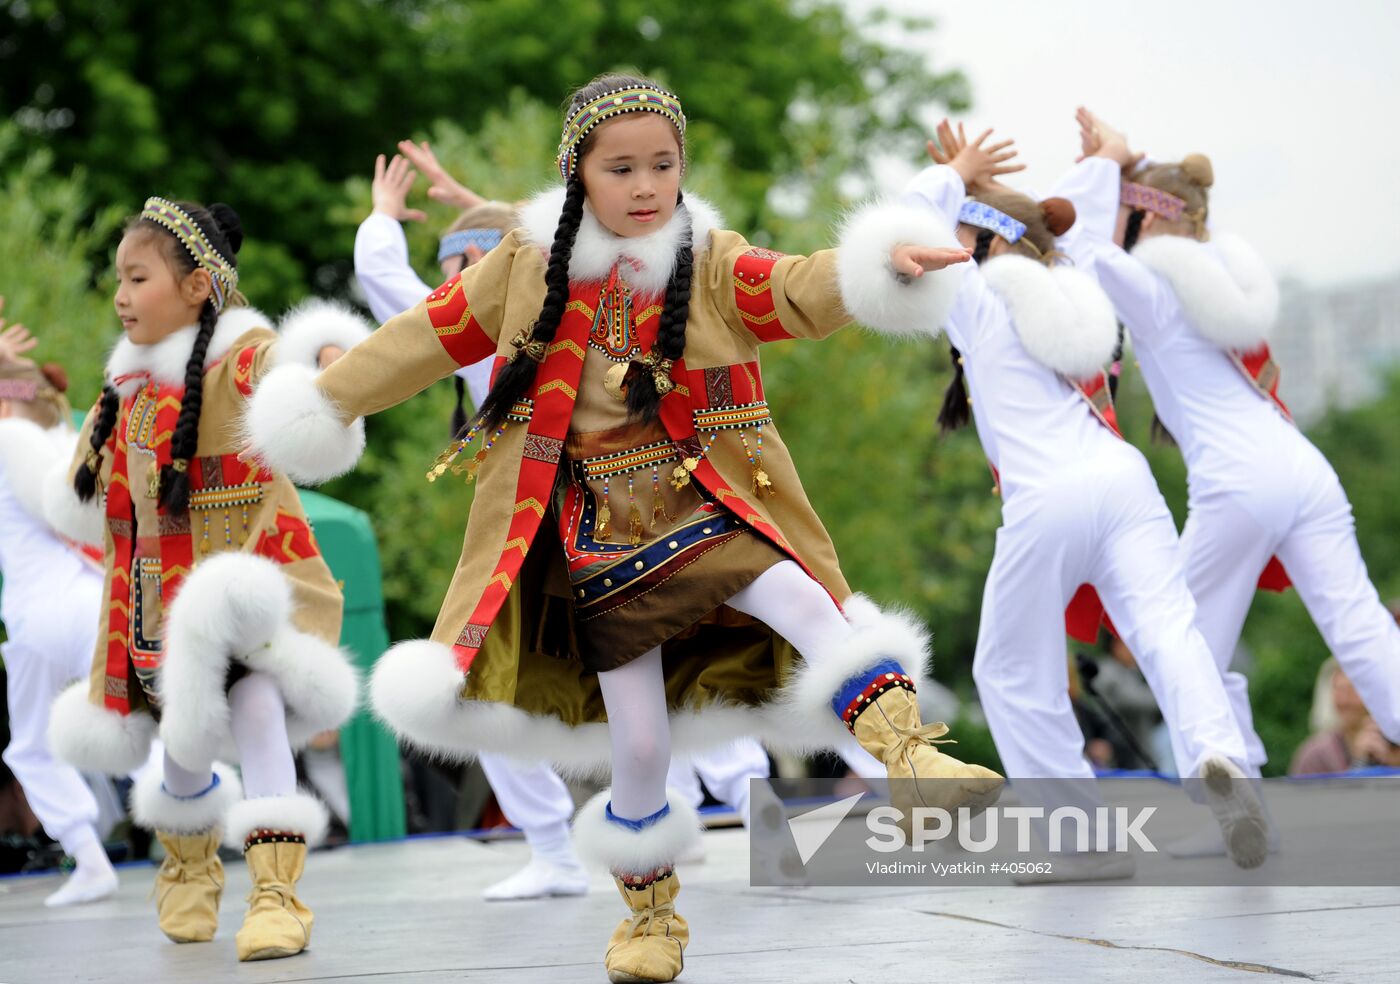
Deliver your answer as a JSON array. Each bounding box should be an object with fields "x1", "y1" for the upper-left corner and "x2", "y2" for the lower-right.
[{"x1": 603, "y1": 361, "x2": 632, "y2": 402}]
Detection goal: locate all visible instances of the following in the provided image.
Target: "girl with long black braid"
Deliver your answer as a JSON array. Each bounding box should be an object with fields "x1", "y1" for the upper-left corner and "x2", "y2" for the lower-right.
[
  {"x1": 248, "y1": 72, "x2": 994, "y2": 983},
  {"x1": 45, "y1": 198, "x2": 370, "y2": 963}
]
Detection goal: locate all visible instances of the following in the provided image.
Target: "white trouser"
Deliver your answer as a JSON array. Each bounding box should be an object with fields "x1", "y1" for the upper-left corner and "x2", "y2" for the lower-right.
[
  {"x1": 1183, "y1": 441, "x2": 1400, "y2": 768},
  {"x1": 666, "y1": 738, "x2": 772, "y2": 825},
  {"x1": 2, "y1": 622, "x2": 102, "y2": 853},
  {"x1": 479, "y1": 753, "x2": 575, "y2": 839},
  {"x1": 972, "y1": 453, "x2": 1248, "y2": 786}
]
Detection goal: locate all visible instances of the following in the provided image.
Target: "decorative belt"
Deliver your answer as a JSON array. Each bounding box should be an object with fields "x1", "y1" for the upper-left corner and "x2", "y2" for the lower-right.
[{"x1": 570, "y1": 439, "x2": 681, "y2": 483}]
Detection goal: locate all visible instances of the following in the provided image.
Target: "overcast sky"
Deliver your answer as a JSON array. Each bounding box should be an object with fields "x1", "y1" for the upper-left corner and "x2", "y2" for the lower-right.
[{"x1": 848, "y1": 0, "x2": 1400, "y2": 287}]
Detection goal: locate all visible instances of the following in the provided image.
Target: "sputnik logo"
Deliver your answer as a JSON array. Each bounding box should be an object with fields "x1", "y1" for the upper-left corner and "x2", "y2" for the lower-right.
[{"x1": 786, "y1": 793, "x2": 865, "y2": 864}]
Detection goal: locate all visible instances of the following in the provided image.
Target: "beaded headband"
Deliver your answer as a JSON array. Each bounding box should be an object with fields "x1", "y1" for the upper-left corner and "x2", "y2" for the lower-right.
[
  {"x1": 1120, "y1": 181, "x2": 1186, "y2": 222},
  {"x1": 556, "y1": 84, "x2": 686, "y2": 182},
  {"x1": 959, "y1": 200, "x2": 1026, "y2": 244},
  {"x1": 139, "y1": 197, "x2": 239, "y2": 312},
  {"x1": 0, "y1": 378, "x2": 39, "y2": 401},
  {"x1": 437, "y1": 228, "x2": 504, "y2": 263}
]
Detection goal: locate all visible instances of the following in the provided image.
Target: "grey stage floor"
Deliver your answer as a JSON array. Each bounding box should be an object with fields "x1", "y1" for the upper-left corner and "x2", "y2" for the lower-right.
[{"x1": 1, "y1": 827, "x2": 1395, "y2": 984}]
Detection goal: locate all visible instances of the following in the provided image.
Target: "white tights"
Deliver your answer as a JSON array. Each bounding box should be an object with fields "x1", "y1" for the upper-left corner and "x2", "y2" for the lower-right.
[
  {"x1": 160, "y1": 671, "x2": 299, "y2": 800},
  {"x1": 598, "y1": 561, "x2": 855, "y2": 820}
]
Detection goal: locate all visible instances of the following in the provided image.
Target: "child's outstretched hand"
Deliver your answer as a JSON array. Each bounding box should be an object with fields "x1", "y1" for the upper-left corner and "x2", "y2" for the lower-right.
[
  {"x1": 371, "y1": 154, "x2": 427, "y2": 222},
  {"x1": 1075, "y1": 107, "x2": 1144, "y2": 171},
  {"x1": 891, "y1": 244, "x2": 973, "y2": 280},
  {"x1": 0, "y1": 298, "x2": 38, "y2": 366},
  {"x1": 396, "y1": 140, "x2": 486, "y2": 211},
  {"x1": 928, "y1": 119, "x2": 1024, "y2": 191}
]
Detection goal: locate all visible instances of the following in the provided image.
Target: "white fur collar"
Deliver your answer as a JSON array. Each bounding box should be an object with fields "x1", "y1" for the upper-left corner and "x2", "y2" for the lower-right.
[
  {"x1": 981, "y1": 255, "x2": 1119, "y2": 381},
  {"x1": 1132, "y1": 232, "x2": 1278, "y2": 350},
  {"x1": 106, "y1": 306, "x2": 270, "y2": 396},
  {"x1": 518, "y1": 186, "x2": 722, "y2": 297}
]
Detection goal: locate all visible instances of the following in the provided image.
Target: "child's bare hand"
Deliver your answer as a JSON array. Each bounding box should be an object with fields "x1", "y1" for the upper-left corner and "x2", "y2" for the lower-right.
[
  {"x1": 396, "y1": 139, "x2": 486, "y2": 210},
  {"x1": 371, "y1": 154, "x2": 426, "y2": 222},
  {"x1": 1076, "y1": 107, "x2": 1144, "y2": 171},
  {"x1": 0, "y1": 299, "x2": 38, "y2": 366},
  {"x1": 891, "y1": 244, "x2": 973, "y2": 279},
  {"x1": 931, "y1": 119, "x2": 1024, "y2": 191}
]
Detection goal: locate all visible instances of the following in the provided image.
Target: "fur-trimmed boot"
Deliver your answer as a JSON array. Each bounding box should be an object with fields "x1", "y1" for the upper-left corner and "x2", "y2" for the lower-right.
[
  {"x1": 574, "y1": 791, "x2": 700, "y2": 984},
  {"x1": 131, "y1": 764, "x2": 243, "y2": 943},
  {"x1": 224, "y1": 792, "x2": 328, "y2": 962},
  {"x1": 840, "y1": 660, "x2": 1004, "y2": 830}
]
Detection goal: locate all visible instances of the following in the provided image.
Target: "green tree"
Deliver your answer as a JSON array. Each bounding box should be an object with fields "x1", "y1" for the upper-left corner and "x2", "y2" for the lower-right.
[
  {"x1": 3, "y1": 0, "x2": 966, "y2": 317},
  {"x1": 0, "y1": 124, "x2": 123, "y2": 402}
]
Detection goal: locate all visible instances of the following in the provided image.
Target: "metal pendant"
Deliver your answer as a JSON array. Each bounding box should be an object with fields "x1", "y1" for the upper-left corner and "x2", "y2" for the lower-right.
[{"x1": 603, "y1": 361, "x2": 631, "y2": 402}]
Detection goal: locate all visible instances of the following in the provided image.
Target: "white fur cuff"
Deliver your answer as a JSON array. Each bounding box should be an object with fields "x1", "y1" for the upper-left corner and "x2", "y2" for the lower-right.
[
  {"x1": 369, "y1": 640, "x2": 472, "y2": 762},
  {"x1": 244, "y1": 364, "x2": 365, "y2": 485},
  {"x1": 131, "y1": 763, "x2": 243, "y2": 834},
  {"x1": 48, "y1": 681, "x2": 157, "y2": 776},
  {"x1": 981, "y1": 255, "x2": 1119, "y2": 380},
  {"x1": 837, "y1": 199, "x2": 964, "y2": 337},
  {"x1": 159, "y1": 553, "x2": 359, "y2": 767},
  {"x1": 786, "y1": 593, "x2": 934, "y2": 746},
  {"x1": 223, "y1": 792, "x2": 331, "y2": 849},
  {"x1": 275, "y1": 298, "x2": 373, "y2": 370},
  {"x1": 572, "y1": 789, "x2": 702, "y2": 873}
]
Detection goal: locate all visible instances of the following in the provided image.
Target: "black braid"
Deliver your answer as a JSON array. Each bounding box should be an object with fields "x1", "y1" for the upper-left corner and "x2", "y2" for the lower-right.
[
  {"x1": 73, "y1": 386, "x2": 121, "y2": 502},
  {"x1": 1108, "y1": 323, "x2": 1125, "y2": 400},
  {"x1": 158, "y1": 301, "x2": 217, "y2": 513},
  {"x1": 1123, "y1": 208, "x2": 1146, "y2": 253},
  {"x1": 935, "y1": 229, "x2": 993, "y2": 434},
  {"x1": 450, "y1": 375, "x2": 468, "y2": 439},
  {"x1": 473, "y1": 177, "x2": 586, "y2": 433},
  {"x1": 627, "y1": 191, "x2": 692, "y2": 423}
]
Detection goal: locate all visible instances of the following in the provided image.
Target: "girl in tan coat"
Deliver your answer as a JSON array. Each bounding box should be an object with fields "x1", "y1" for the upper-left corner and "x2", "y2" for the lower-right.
[
  {"x1": 247, "y1": 74, "x2": 1001, "y2": 983},
  {"x1": 44, "y1": 199, "x2": 369, "y2": 962}
]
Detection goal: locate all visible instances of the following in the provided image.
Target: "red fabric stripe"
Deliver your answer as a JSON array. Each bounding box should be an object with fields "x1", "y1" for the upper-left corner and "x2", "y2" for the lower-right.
[
  {"x1": 450, "y1": 285, "x2": 598, "y2": 673},
  {"x1": 426, "y1": 275, "x2": 494, "y2": 366},
  {"x1": 733, "y1": 249, "x2": 793, "y2": 343}
]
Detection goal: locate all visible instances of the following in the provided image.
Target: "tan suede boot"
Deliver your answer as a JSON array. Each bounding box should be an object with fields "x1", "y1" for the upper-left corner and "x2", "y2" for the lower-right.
[
  {"x1": 235, "y1": 835, "x2": 314, "y2": 962},
  {"x1": 847, "y1": 674, "x2": 1004, "y2": 831},
  {"x1": 153, "y1": 830, "x2": 225, "y2": 943},
  {"x1": 605, "y1": 868, "x2": 688, "y2": 984}
]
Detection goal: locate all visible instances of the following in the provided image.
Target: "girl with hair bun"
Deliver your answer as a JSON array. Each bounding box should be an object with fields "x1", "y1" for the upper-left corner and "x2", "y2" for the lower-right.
[
  {"x1": 907, "y1": 122, "x2": 1268, "y2": 881},
  {"x1": 246, "y1": 71, "x2": 997, "y2": 982},
  {"x1": 1067, "y1": 109, "x2": 1400, "y2": 854},
  {"x1": 42, "y1": 199, "x2": 371, "y2": 962}
]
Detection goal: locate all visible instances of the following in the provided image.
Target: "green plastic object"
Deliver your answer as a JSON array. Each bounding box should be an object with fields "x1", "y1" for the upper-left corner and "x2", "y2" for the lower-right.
[{"x1": 299, "y1": 489, "x2": 406, "y2": 843}]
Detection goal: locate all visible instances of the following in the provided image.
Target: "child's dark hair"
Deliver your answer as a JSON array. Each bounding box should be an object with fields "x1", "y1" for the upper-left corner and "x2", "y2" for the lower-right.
[
  {"x1": 472, "y1": 73, "x2": 689, "y2": 433},
  {"x1": 935, "y1": 228, "x2": 994, "y2": 434},
  {"x1": 73, "y1": 201, "x2": 243, "y2": 512}
]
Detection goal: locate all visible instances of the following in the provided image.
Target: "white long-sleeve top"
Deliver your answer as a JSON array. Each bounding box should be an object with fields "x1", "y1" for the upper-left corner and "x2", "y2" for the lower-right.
[
  {"x1": 1056, "y1": 158, "x2": 1297, "y2": 501},
  {"x1": 353, "y1": 212, "x2": 494, "y2": 406},
  {"x1": 902, "y1": 165, "x2": 1132, "y2": 505},
  {"x1": 0, "y1": 420, "x2": 99, "y2": 644}
]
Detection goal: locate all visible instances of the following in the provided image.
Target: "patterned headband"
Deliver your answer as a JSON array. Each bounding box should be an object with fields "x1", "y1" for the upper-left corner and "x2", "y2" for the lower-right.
[
  {"x1": 140, "y1": 197, "x2": 239, "y2": 312},
  {"x1": 1120, "y1": 181, "x2": 1186, "y2": 222},
  {"x1": 556, "y1": 84, "x2": 686, "y2": 182},
  {"x1": 437, "y1": 228, "x2": 504, "y2": 263},
  {"x1": 958, "y1": 200, "x2": 1026, "y2": 244},
  {"x1": 0, "y1": 378, "x2": 40, "y2": 401}
]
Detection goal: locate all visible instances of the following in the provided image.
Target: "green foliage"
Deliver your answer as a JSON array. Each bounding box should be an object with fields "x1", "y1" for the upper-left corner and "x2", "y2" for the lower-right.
[
  {"x1": 0, "y1": 124, "x2": 124, "y2": 400},
  {"x1": 4, "y1": 0, "x2": 965, "y2": 315}
]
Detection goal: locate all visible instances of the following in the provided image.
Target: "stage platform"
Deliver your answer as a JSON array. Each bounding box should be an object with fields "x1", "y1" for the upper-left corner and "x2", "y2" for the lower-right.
[{"x1": 1, "y1": 825, "x2": 1394, "y2": 983}]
